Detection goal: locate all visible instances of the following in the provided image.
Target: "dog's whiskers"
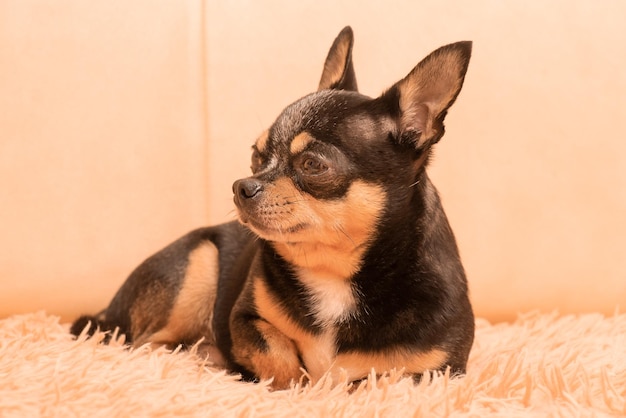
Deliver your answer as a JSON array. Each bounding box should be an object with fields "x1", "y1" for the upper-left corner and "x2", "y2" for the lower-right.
[{"x1": 335, "y1": 225, "x2": 355, "y2": 246}]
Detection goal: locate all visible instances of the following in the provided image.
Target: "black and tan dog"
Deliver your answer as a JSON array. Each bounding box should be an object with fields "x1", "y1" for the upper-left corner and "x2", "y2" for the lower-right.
[{"x1": 71, "y1": 27, "x2": 475, "y2": 390}]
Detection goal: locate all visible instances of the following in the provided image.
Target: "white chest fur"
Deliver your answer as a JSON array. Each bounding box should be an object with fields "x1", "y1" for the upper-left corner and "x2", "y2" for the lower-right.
[{"x1": 297, "y1": 269, "x2": 358, "y2": 327}]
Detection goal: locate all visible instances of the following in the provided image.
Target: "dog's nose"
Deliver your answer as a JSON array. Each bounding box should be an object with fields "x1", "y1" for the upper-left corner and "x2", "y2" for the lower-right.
[{"x1": 233, "y1": 178, "x2": 264, "y2": 199}]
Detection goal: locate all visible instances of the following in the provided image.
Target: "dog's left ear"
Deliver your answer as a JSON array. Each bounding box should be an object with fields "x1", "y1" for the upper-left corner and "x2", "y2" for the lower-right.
[
  {"x1": 385, "y1": 41, "x2": 472, "y2": 150},
  {"x1": 318, "y1": 26, "x2": 358, "y2": 92}
]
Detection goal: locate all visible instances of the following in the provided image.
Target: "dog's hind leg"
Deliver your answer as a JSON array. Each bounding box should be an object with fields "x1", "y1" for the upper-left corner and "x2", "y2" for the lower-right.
[{"x1": 130, "y1": 241, "x2": 221, "y2": 353}]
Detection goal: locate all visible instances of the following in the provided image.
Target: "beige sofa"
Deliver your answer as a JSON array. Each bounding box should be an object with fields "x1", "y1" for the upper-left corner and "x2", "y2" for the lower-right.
[{"x1": 1, "y1": 0, "x2": 625, "y2": 323}]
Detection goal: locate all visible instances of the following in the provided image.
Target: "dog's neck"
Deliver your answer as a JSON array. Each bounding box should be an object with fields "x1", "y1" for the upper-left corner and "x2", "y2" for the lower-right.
[{"x1": 272, "y1": 238, "x2": 368, "y2": 280}]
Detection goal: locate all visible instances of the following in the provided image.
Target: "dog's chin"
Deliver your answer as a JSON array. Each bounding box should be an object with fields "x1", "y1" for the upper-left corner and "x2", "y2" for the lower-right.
[{"x1": 237, "y1": 213, "x2": 308, "y2": 242}]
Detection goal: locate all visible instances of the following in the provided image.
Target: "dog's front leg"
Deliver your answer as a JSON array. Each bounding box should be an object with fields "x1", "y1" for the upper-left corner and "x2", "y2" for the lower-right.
[{"x1": 230, "y1": 303, "x2": 302, "y2": 390}]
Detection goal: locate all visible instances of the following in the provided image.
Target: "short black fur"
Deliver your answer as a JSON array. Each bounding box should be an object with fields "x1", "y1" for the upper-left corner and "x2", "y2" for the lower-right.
[{"x1": 71, "y1": 26, "x2": 475, "y2": 389}]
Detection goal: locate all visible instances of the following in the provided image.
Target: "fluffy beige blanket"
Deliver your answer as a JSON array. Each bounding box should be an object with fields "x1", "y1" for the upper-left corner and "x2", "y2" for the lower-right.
[{"x1": 1, "y1": 311, "x2": 624, "y2": 417}]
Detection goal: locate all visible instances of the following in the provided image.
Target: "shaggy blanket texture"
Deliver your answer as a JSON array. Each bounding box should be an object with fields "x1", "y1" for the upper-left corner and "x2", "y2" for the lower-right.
[{"x1": 0, "y1": 311, "x2": 625, "y2": 417}]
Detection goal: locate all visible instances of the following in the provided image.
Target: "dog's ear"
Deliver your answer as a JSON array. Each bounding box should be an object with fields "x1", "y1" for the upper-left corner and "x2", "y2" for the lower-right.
[
  {"x1": 318, "y1": 26, "x2": 358, "y2": 92},
  {"x1": 384, "y1": 41, "x2": 472, "y2": 150}
]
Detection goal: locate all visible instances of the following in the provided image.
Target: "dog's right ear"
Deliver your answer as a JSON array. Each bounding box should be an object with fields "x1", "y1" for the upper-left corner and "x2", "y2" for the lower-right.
[{"x1": 318, "y1": 26, "x2": 358, "y2": 92}]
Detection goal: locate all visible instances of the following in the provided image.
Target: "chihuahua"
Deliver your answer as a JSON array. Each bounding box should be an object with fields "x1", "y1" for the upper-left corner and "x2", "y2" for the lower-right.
[{"x1": 71, "y1": 26, "x2": 475, "y2": 390}]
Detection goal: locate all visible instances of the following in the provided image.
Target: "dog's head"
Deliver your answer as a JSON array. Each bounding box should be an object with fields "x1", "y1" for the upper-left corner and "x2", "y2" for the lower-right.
[{"x1": 233, "y1": 27, "x2": 471, "y2": 263}]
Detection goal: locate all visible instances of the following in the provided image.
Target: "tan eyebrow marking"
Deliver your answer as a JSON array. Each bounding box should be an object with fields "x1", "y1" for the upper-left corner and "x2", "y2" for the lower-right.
[{"x1": 289, "y1": 131, "x2": 315, "y2": 155}]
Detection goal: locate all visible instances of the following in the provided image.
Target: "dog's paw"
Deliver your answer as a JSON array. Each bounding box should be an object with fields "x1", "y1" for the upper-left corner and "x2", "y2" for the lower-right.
[
  {"x1": 232, "y1": 319, "x2": 303, "y2": 390},
  {"x1": 254, "y1": 321, "x2": 303, "y2": 390}
]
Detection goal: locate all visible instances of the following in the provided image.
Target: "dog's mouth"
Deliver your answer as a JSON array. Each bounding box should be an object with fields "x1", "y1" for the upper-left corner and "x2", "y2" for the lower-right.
[{"x1": 237, "y1": 211, "x2": 309, "y2": 240}]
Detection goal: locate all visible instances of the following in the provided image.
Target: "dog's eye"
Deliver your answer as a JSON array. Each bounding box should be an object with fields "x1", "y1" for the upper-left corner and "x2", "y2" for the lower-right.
[
  {"x1": 251, "y1": 149, "x2": 264, "y2": 173},
  {"x1": 301, "y1": 157, "x2": 328, "y2": 175}
]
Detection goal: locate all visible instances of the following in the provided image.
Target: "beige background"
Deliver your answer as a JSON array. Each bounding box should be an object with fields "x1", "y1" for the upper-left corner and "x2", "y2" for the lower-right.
[{"x1": 1, "y1": 1, "x2": 625, "y2": 323}]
